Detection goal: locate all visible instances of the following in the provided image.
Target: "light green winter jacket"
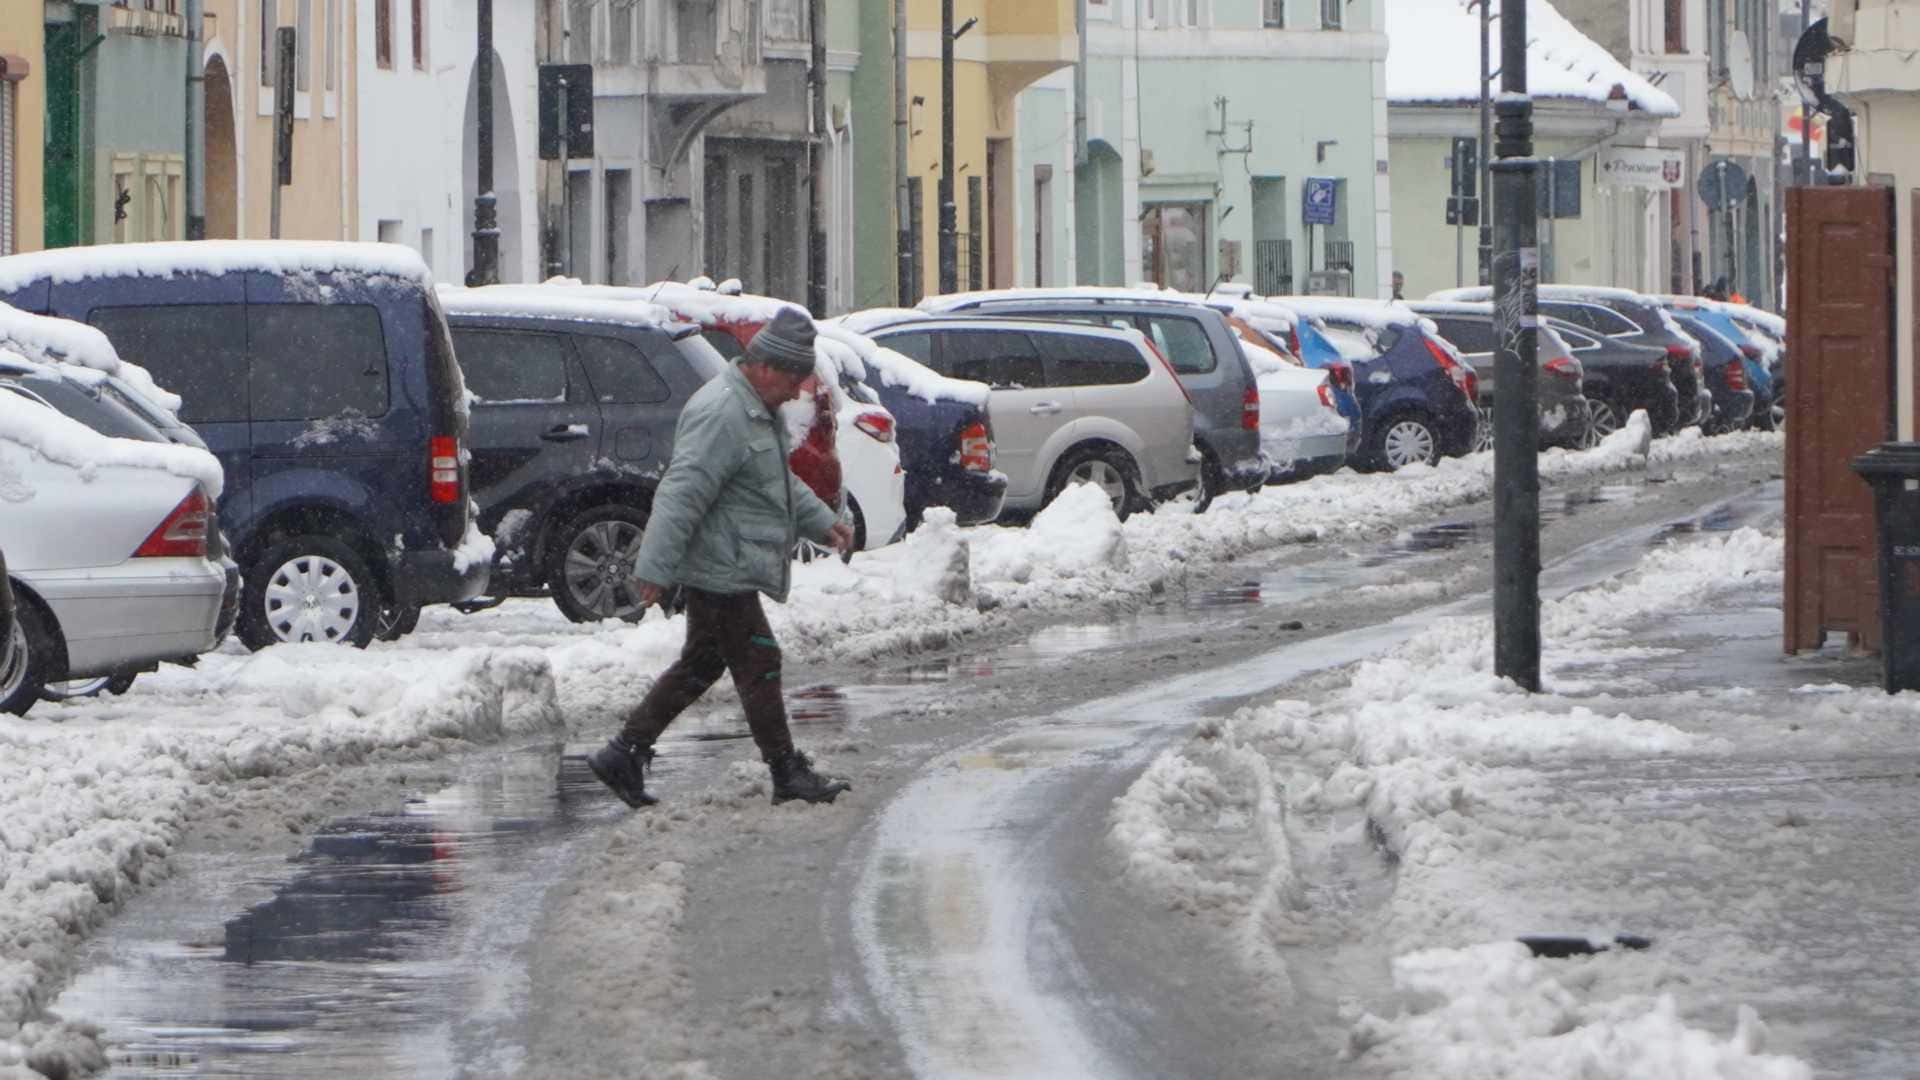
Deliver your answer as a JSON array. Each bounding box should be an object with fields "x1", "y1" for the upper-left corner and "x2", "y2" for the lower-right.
[{"x1": 632, "y1": 363, "x2": 840, "y2": 603}]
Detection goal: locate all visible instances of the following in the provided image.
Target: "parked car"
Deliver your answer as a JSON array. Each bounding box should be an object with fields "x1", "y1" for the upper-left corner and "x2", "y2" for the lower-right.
[
  {"x1": 1656, "y1": 297, "x2": 1776, "y2": 431},
  {"x1": 0, "y1": 372, "x2": 227, "y2": 715},
  {"x1": 0, "y1": 242, "x2": 488, "y2": 650},
  {"x1": 1409, "y1": 301, "x2": 1594, "y2": 450},
  {"x1": 1667, "y1": 311, "x2": 1755, "y2": 432},
  {"x1": 916, "y1": 289, "x2": 1267, "y2": 508},
  {"x1": 821, "y1": 316, "x2": 1005, "y2": 529},
  {"x1": 866, "y1": 316, "x2": 1198, "y2": 518},
  {"x1": 1428, "y1": 284, "x2": 1712, "y2": 431},
  {"x1": 435, "y1": 287, "x2": 723, "y2": 622},
  {"x1": 1276, "y1": 298, "x2": 1482, "y2": 470},
  {"x1": 1224, "y1": 321, "x2": 1351, "y2": 480},
  {"x1": 1719, "y1": 302, "x2": 1787, "y2": 427},
  {"x1": 1188, "y1": 297, "x2": 1364, "y2": 469},
  {"x1": 1539, "y1": 319, "x2": 1680, "y2": 442}
]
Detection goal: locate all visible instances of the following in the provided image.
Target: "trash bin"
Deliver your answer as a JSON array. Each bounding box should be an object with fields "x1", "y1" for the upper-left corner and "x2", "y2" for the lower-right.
[{"x1": 1850, "y1": 442, "x2": 1920, "y2": 692}]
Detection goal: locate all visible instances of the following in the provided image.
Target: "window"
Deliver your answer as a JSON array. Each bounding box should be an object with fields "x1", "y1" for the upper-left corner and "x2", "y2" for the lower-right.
[
  {"x1": 411, "y1": 0, "x2": 426, "y2": 68},
  {"x1": 375, "y1": 0, "x2": 393, "y2": 68},
  {"x1": 1664, "y1": 0, "x2": 1684, "y2": 52},
  {"x1": 609, "y1": 0, "x2": 634, "y2": 63},
  {"x1": 1035, "y1": 333, "x2": 1150, "y2": 387},
  {"x1": 573, "y1": 335, "x2": 670, "y2": 403},
  {"x1": 89, "y1": 305, "x2": 251, "y2": 424},
  {"x1": 1432, "y1": 318, "x2": 1495, "y2": 355},
  {"x1": 296, "y1": 0, "x2": 311, "y2": 91},
  {"x1": 452, "y1": 330, "x2": 570, "y2": 403},
  {"x1": 875, "y1": 331, "x2": 933, "y2": 366},
  {"x1": 938, "y1": 331, "x2": 1046, "y2": 389},
  {"x1": 248, "y1": 305, "x2": 391, "y2": 420},
  {"x1": 1, "y1": 78, "x2": 16, "y2": 256},
  {"x1": 1540, "y1": 301, "x2": 1638, "y2": 337},
  {"x1": 1264, "y1": 0, "x2": 1284, "y2": 28},
  {"x1": 701, "y1": 329, "x2": 745, "y2": 361},
  {"x1": 1321, "y1": 0, "x2": 1341, "y2": 30},
  {"x1": 1138, "y1": 316, "x2": 1216, "y2": 374},
  {"x1": 569, "y1": 0, "x2": 596, "y2": 64},
  {"x1": 325, "y1": 0, "x2": 338, "y2": 90},
  {"x1": 605, "y1": 170, "x2": 632, "y2": 284},
  {"x1": 260, "y1": 0, "x2": 274, "y2": 85},
  {"x1": 1708, "y1": 0, "x2": 1726, "y2": 74},
  {"x1": 111, "y1": 165, "x2": 135, "y2": 243}
]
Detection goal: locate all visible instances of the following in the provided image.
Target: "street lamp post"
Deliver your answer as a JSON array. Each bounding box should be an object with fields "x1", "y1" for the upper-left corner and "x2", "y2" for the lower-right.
[
  {"x1": 470, "y1": 0, "x2": 500, "y2": 286},
  {"x1": 1491, "y1": 0, "x2": 1540, "y2": 691},
  {"x1": 1477, "y1": 0, "x2": 1494, "y2": 286},
  {"x1": 937, "y1": 0, "x2": 957, "y2": 295}
]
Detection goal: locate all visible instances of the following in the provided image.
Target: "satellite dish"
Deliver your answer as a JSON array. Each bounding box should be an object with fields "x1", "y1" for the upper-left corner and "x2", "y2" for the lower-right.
[{"x1": 1729, "y1": 31, "x2": 1755, "y2": 99}]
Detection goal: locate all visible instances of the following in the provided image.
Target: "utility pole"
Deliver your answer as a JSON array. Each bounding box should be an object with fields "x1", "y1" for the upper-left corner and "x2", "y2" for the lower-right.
[
  {"x1": 807, "y1": 0, "x2": 829, "y2": 316},
  {"x1": 184, "y1": 0, "x2": 205, "y2": 239},
  {"x1": 1477, "y1": 0, "x2": 1494, "y2": 286},
  {"x1": 895, "y1": 0, "x2": 913, "y2": 304},
  {"x1": 1798, "y1": 0, "x2": 1813, "y2": 187},
  {"x1": 471, "y1": 0, "x2": 500, "y2": 285},
  {"x1": 1490, "y1": 0, "x2": 1540, "y2": 692},
  {"x1": 937, "y1": 0, "x2": 957, "y2": 295}
]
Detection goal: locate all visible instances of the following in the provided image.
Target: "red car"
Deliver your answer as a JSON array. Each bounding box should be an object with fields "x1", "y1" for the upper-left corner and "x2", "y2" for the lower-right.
[{"x1": 685, "y1": 313, "x2": 843, "y2": 513}]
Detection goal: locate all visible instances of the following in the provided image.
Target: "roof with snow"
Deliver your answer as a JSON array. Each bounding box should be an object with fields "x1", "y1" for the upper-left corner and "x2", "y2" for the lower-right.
[
  {"x1": 1385, "y1": 0, "x2": 1679, "y2": 117},
  {"x1": 438, "y1": 284, "x2": 681, "y2": 331},
  {"x1": 0, "y1": 240, "x2": 433, "y2": 294}
]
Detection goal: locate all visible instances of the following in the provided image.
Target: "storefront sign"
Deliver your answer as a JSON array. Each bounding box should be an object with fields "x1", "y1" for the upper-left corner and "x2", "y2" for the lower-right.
[{"x1": 1596, "y1": 146, "x2": 1686, "y2": 189}]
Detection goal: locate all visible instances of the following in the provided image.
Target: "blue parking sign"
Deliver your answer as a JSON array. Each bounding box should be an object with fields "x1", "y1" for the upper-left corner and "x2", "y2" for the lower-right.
[{"x1": 1303, "y1": 177, "x2": 1338, "y2": 226}]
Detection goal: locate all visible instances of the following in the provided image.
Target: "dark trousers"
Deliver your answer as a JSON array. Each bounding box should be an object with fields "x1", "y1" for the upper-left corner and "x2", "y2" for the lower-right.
[{"x1": 619, "y1": 588, "x2": 795, "y2": 762}]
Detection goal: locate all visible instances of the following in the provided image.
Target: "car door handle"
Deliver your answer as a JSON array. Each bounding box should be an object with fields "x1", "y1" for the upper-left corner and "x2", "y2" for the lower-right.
[
  {"x1": 1028, "y1": 402, "x2": 1064, "y2": 416},
  {"x1": 541, "y1": 424, "x2": 590, "y2": 442}
]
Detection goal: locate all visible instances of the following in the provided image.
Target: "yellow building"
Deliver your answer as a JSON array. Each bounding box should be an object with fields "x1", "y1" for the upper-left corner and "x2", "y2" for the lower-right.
[
  {"x1": 1, "y1": 0, "x2": 45, "y2": 254},
  {"x1": 905, "y1": 0, "x2": 1076, "y2": 298}
]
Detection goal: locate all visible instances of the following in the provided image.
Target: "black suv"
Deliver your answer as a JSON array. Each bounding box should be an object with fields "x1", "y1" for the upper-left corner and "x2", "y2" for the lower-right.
[
  {"x1": 0, "y1": 241, "x2": 486, "y2": 649},
  {"x1": 440, "y1": 291, "x2": 727, "y2": 622}
]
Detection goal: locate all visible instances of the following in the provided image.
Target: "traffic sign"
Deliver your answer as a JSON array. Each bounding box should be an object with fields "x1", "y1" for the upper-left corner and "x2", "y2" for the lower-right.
[
  {"x1": 1698, "y1": 159, "x2": 1750, "y2": 211},
  {"x1": 1447, "y1": 196, "x2": 1479, "y2": 227},
  {"x1": 1303, "y1": 177, "x2": 1338, "y2": 227}
]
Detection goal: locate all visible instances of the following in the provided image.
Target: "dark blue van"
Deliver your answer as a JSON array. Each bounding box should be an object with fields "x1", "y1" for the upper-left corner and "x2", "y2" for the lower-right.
[{"x1": 0, "y1": 241, "x2": 486, "y2": 649}]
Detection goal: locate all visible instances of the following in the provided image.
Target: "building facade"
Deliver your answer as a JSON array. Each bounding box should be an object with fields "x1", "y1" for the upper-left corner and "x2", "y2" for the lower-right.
[
  {"x1": 1057, "y1": 0, "x2": 1391, "y2": 298},
  {"x1": 1, "y1": 0, "x2": 43, "y2": 254}
]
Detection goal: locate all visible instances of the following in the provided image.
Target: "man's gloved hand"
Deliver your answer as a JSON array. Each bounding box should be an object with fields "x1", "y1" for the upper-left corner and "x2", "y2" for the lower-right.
[
  {"x1": 826, "y1": 522, "x2": 855, "y2": 556},
  {"x1": 632, "y1": 579, "x2": 666, "y2": 609}
]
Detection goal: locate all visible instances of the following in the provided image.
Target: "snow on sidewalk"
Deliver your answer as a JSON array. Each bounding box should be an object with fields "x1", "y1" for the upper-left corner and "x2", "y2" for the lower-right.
[{"x1": 1109, "y1": 522, "x2": 1918, "y2": 1078}]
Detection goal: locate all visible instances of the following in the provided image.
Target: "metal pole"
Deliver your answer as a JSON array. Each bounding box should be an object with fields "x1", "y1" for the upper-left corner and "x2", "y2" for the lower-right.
[
  {"x1": 1491, "y1": 0, "x2": 1540, "y2": 692},
  {"x1": 185, "y1": 0, "x2": 206, "y2": 239},
  {"x1": 1798, "y1": 0, "x2": 1812, "y2": 187},
  {"x1": 559, "y1": 76, "x2": 572, "y2": 278},
  {"x1": 269, "y1": 36, "x2": 284, "y2": 240},
  {"x1": 807, "y1": 0, "x2": 829, "y2": 316},
  {"x1": 1477, "y1": 0, "x2": 1494, "y2": 286},
  {"x1": 471, "y1": 0, "x2": 500, "y2": 285},
  {"x1": 895, "y1": 0, "x2": 913, "y2": 304},
  {"x1": 937, "y1": 0, "x2": 957, "y2": 295}
]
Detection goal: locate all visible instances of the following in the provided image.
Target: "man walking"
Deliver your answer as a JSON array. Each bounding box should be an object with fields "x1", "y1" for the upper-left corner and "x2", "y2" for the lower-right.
[{"x1": 588, "y1": 307, "x2": 855, "y2": 808}]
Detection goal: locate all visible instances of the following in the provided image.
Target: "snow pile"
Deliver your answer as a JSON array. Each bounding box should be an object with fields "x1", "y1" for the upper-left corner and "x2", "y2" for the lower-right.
[
  {"x1": 0, "y1": 303, "x2": 183, "y2": 418},
  {"x1": 0, "y1": 645, "x2": 561, "y2": 1062},
  {"x1": 1385, "y1": 0, "x2": 1680, "y2": 116},
  {"x1": 0, "y1": 380, "x2": 225, "y2": 498},
  {"x1": 0, "y1": 241, "x2": 432, "y2": 294},
  {"x1": 1110, "y1": 527, "x2": 1809, "y2": 1075},
  {"x1": 970, "y1": 482, "x2": 1129, "y2": 589},
  {"x1": 1346, "y1": 943, "x2": 1811, "y2": 1079}
]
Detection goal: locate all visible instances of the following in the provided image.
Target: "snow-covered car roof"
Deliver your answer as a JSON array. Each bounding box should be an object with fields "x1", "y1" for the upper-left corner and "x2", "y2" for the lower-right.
[
  {"x1": 835, "y1": 308, "x2": 931, "y2": 335},
  {"x1": 437, "y1": 284, "x2": 681, "y2": 332},
  {"x1": 0, "y1": 240, "x2": 432, "y2": 294},
  {"x1": 817, "y1": 321, "x2": 992, "y2": 407},
  {"x1": 0, "y1": 356, "x2": 224, "y2": 497},
  {"x1": 1427, "y1": 283, "x2": 1656, "y2": 306},
  {"x1": 1268, "y1": 296, "x2": 1432, "y2": 332},
  {"x1": 918, "y1": 285, "x2": 1198, "y2": 312},
  {"x1": 0, "y1": 303, "x2": 184, "y2": 419},
  {"x1": 1406, "y1": 300, "x2": 1495, "y2": 317},
  {"x1": 635, "y1": 280, "x2": 801, "y2": 326},
  {"x1": 1717, "y1": 302, "x2": 1785, "y2": 339}
]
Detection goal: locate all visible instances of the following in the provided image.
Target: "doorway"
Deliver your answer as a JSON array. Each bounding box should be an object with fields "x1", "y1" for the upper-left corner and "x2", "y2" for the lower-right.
[
  {"x1": 1142, "y1": 203, "x2": 1208, "y2": 292},
  {"x1": 205, "y1": 55, "x2": 238, "y2": 238}
]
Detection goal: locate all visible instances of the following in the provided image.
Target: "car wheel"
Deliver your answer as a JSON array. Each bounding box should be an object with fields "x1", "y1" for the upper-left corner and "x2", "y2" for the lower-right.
[
  {"x1": 1586, "y1": 398, "x2": 1623, "y2": 448},
  {"x1": 1, "y1": 600, "x2": 56, "y2": 716},
  {"x1": 549, "y1": 504, "x2": 651, "y2": 624},
  {"x1": 375, "y1": 604, "x2": 422, "y2": 642},
  {"x1": 41, "y1": 672, "x2": 138, "y2": 702},
  {"x1": 239, "y1": 535, "x2": 379, "y2": 650},
  {"x1": 847, "y1": 494, "x2": 868, "y2": 553},
  {"x1": 1473, "y1": 413, "x2": 1493, "y2": 453},
  {"x1": 1370, "y1": 413, "x2": 1441, "y2": 471},
  {"x1": 1045, "y1": 444, "x2": 1143, "y2": 521}
]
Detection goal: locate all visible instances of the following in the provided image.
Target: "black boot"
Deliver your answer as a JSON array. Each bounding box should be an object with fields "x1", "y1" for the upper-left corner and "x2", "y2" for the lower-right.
[
  {"x1": 767, "y1": 749, "x2": 851, "y2": 805},
  {"x1": 587, "y1": 737, "x2": 658, "y2": 808}
]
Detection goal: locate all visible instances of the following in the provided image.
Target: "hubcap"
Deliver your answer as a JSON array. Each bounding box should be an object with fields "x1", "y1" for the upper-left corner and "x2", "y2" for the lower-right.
[
  {"x1": 1067, "y1": 459, "x2": 1128, "y2": 511},
  {"x1": 564, "y1": 519, "x2": 647, "y2": 620},
  {"x1": 263, "y1": 554, "x2": 362, "y2": 644},
  {"x1": 0, "y1": 621, "x2": 27, "y2": 702},
  {"x1": 1383, "y1": 420, "x2": 1437, "y2": 469},
  {"x1": 1587, "y1": 401, "x2": 1620, "y2": 447}
]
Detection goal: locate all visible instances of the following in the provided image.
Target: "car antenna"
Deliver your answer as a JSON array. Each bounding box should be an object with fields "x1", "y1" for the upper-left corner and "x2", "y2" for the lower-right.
[{"x1": 647, "y1": 267, "x2": 682, "y2": 306}]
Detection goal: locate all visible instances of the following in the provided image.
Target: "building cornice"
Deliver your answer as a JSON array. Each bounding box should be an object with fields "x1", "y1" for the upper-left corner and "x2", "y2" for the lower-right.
[{"x1": 1087, "y1": 24, "x2": 1389, "y2": 62}]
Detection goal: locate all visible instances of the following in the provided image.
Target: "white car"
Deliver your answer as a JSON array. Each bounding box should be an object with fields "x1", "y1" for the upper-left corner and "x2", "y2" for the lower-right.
[
  {"x1": 0, "y1": 365, "x2": 227, "y2": 715},
  {"x1": 1232, "y1": 331, "x2": 1350, "y2": 481}
]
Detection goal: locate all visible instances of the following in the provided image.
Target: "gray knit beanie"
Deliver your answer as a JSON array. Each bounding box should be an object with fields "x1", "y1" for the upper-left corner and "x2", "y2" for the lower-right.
[{"x1": 745, "y1": 307, "x2": 818, "y2": 374}]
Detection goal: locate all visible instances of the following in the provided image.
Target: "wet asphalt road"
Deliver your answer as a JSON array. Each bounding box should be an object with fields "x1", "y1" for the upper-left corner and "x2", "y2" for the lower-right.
[{"x1": 50, "y1": 462, "x2": 1792, "y2": 1078}]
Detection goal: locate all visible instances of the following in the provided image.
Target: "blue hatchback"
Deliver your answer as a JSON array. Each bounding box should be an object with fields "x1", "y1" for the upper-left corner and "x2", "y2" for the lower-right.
[{"x1": 0, "y1": 241, "x2": 487, "y2": 649}]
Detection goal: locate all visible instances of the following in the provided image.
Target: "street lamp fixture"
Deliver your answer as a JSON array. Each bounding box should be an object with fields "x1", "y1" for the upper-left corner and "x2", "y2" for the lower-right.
[{"x1": 953, "y1": 17, "x2": 978, "y2": 39}]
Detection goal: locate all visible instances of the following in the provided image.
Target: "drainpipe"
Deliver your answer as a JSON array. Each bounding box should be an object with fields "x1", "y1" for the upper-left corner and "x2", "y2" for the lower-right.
[
  {"x1": 895, "y1": 0, "x2": 911, "y2": 304},
  {"x1": 185, "y1": 0, "x2": 205, "y2": 239},
  {"x1": 1074, "y1": 0, "x2": 1087, "y2": 168}
]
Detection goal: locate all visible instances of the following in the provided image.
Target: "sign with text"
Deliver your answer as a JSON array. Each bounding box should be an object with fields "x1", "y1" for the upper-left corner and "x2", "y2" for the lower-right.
[
  {"x1": 1303, "y1": 177, "x2": 1338, "y2": 227},
  {"x1": 1597, "y1": 145, "x2": 1685, "y2": 189}
]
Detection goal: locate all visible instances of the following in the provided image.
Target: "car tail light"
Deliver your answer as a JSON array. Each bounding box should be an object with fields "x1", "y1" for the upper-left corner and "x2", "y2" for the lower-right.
[
  {"x1": 1286, "y1": 327, "x2": 1302, "y2": 357},
  {"x1": 430, "y1": 435, "x2": 462, "y2": 504},
  {"x1": 958, "y1": 422, "x2": 993, "y2": 472},
  {"x1": 854, "y1": 411, "x2": 895, "y2": 443},
  {"x1": 1422, "y1": 334, "x2": 1476, "y2": 401},
  {"x1": 1316, "y1": 383, "x2": 1334, "y2": 409},
  {"x1": 1665, "y1": 343, "x2": 1692, "y2": 367},
  {"x1": 1326, "y1": 361, "x2": 1354, "y2": 392},
  {"x1": 1724, "y1": 363, "x2": 1748, "y2": 392},
  {"x1": 1544, "y1": 356, "x2": 1581, "y2": 379},
  {"x1": 1241, "y1": 384, "x2": 1260, "y2": 430},
  {"x1": 134, "y1": 488, "x2": 211, "y2": 558}
]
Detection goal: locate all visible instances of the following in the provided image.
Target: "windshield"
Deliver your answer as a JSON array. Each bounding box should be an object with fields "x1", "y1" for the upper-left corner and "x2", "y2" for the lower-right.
[{"x1": 9, "y1": 374, "x2": 172, "y2": 442}]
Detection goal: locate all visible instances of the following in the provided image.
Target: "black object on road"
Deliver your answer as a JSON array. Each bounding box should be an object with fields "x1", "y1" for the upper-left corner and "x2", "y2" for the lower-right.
[
  {"x1": 1852, "y1": 442, "x2": 1920, "y2": 693},
  {"x1": 1518, "y1": 933, "x2": 1654, "y2": 959}
]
